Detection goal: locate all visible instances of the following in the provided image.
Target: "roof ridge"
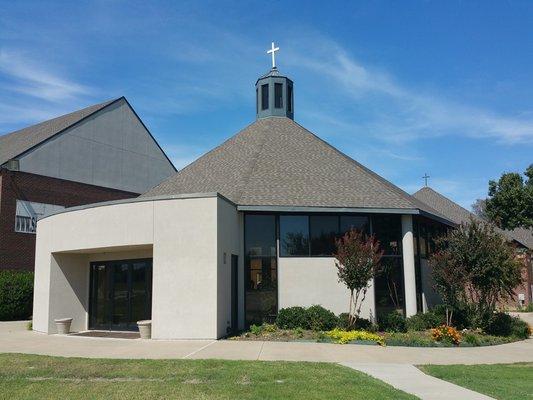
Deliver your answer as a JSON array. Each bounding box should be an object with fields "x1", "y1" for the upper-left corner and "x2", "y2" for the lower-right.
[
  {"x1": 233, "y1": 120, "x2": 271, "y2": 203},
  {"x1": 415, "y1": 186, "x2": 476, "y2": 216},
  {"x1": 141, "y1": 119, "x2": 260, "y2": 196},
  {"x1": 289, "y1": 118, "x2": 431, "y2": 210}
]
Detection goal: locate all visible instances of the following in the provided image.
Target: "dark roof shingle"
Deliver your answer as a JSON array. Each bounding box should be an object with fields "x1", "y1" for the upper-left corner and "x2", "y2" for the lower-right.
[
  {"x1": 413, "y1": 186, "x2": 533, "y2": 250},
  {"x1": 143, "y1": 117, "x2": 449, "y2": 220}
]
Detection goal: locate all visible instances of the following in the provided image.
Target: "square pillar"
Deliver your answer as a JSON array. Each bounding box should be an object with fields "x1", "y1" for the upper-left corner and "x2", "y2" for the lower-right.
[{"x1": 401, "y1": 215, "x2": 417, "y2": 317}]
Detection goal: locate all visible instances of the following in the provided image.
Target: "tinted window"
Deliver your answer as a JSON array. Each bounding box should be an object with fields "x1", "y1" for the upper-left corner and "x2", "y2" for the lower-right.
[
  {"x1": 287, "y1": 84, "x2": 293, "y2": 112},
  {"x1": 261, "y1": 84, "x2": 269, "y2": 110},
  {"x1": 244, "y1": 214, "x2": 277, "y2": 326},
  {"x1": 245, "y1": 215, "x2": 276, "y2": 257},
  {"x1": 340, "y1": 215, "x2": 369, "y2": 235},
  {"x1": 310, "y1": 216, "x2": 338, "y2": 256},
  {"x1": 372, "y1": 215, "x2": 402, "y2": 255},
  {"x1": 419, "y1": 223, "x2": 427, "y2": 258},
  {"x1": 274, "y1": 83, "x2": 283, "y2": 108},
  {"x1": 280, "y1": 215, "x2": 309, "y2": 256},
  {"x1": 374, "y1": 257, "x2": 405, "y2": 317}
]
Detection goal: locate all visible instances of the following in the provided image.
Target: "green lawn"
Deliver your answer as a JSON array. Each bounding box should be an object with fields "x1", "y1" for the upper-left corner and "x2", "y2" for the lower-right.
[
  {"x1": 419, "y1": 363, "x2": 533, "y2": 400},
  {"x1": 0, "y1": 353, "x2": 415, "y2": 400}
]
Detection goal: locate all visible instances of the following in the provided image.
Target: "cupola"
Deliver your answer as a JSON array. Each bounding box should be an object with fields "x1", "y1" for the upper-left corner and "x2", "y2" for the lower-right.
[{"x1": 255, "y1": 43, "x2": 294, "y2": 120}]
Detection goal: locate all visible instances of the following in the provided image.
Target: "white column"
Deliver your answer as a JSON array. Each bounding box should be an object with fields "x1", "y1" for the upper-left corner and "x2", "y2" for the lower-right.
[{"x1": 401, "y1": 215, "x2": 417, "y2": 317}]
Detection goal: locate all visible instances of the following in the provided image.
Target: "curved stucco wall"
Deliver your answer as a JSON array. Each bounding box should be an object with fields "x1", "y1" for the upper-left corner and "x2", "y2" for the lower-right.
[{"x1": 33, "y1": 195, "x2": 239, "y2": 339}]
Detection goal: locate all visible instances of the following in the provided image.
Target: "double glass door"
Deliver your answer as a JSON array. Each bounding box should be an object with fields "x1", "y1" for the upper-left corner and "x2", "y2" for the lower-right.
[{"x1": 89, "y1": 259, "x2": 152, "y2": 331}]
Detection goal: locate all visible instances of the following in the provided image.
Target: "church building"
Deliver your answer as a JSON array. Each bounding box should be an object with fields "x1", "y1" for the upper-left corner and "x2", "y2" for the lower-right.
[
  {"x1": 0, "y1": 97, "x2": 176, "y2": 271},
  {"x1": 33, "y1": 47, "x2": 456, "y2": 339}
]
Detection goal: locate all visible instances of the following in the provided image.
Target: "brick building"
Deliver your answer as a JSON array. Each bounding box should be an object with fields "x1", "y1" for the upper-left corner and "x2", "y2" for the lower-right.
[{"x1": 0, "y1": 97, "x2": 175, "y2": 270}]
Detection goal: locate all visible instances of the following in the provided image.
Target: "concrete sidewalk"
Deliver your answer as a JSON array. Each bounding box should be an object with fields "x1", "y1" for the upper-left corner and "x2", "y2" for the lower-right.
[
  {"x1": 1, "y1": 321, "x2": 532, "y2": 364},
  {"x1": 342, "y1": 363, "x2": 494, "y2": 400}
]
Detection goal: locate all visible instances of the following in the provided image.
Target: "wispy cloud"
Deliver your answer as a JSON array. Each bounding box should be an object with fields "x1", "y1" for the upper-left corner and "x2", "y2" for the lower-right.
[
  {"x1": 0, "y1": 50, "x2": 92, "y2": 102},
  {"x1": 286, "y1": 36, "x2": 533, "y2": 144}
]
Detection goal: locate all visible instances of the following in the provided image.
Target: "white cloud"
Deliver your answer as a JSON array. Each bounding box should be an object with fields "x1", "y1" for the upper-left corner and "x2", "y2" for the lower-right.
[
  {"x1": 0, "y1": 50, "x2": 92, "y2": 102},
  {"x1": 286, "y1": 36, "x2": 533, "y2": 144}
]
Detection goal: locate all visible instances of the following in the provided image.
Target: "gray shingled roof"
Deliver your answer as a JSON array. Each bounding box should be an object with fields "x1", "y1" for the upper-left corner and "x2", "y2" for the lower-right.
[
  {"x1": 0, "y1": 98, "x2": 119, "y2": 166},
  {"x1": 413, "y1": 186, "x2": 533, "y2": 250},
  {"x1": 143, "y1": 117, "x2": 449, "y2": 220}
]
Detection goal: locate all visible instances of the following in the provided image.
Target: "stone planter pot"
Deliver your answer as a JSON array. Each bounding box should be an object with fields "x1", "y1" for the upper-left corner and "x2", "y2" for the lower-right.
[
  {"x1": 137, "y1": 320, "x2": 152, "y2": 339},
  {"x1": 54, "y1": 318, "x2": 73, "y2": 335}
]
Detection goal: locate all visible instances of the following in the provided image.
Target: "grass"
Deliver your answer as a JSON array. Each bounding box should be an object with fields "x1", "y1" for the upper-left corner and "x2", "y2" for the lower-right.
[
  {"x1": 419, "y1": 362, "x2": 533, "y2": 400},
  {"x1": 0, "y1": 353, "x2": 416, "y2": 400}
]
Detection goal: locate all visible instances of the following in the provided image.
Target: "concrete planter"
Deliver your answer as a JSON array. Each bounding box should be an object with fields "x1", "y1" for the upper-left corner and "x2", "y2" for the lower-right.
[
  {"x1": 137, "y1": 320, "x2": 152, "y2": 339},
  {"x1": 54, "y1": 318, "x2": 73, "y2": 334}
]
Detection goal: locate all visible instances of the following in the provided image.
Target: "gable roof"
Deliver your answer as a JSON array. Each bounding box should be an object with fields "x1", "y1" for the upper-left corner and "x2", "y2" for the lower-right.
[
  {"x1": 0, "y1": 98, "x2": 119, "y2": 166},
  {"x1": 413, "y1": 186, "x2": 533, "y2": 250},
  {"x1": 143, "y1": 117, "x2": 450, "y2": 222}
]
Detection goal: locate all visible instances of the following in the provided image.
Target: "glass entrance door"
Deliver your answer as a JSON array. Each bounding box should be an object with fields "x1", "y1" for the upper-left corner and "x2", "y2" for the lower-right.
[{"x1": 89, "y1": 259, "x2": 152, "y2": 331}]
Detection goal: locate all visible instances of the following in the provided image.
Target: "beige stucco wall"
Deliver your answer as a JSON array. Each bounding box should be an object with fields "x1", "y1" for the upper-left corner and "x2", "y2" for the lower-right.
[
  {"x1": 216, "y1": 199, "x2": 242, "y2": 337},
  {"x1": 278, "y1": 257, "x2": 376, "y2": 320},
  {"x1": 33, "y1": 195, "x2": 237, "y2": 339}
]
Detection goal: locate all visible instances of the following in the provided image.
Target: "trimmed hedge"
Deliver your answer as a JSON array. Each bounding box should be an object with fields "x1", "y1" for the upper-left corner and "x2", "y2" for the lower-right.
[
  {"x1": 406, "y1": 311, "x2": 442, "y2": 331},
  {"x1": 276, "y1": 305, "x2": 338, "y2": 331},
  {"x1": 306, "y1": 305, "x2": 338, "y2": 331},
  {"x1": 276, "y1": 306, "x2": 308, "y2": 329},
  {"x1": 378, "y1": 312, "x2": 407, "y2": 333},
  {"x1": 485, "y1": 312, "x2": 531, "y2": 339},
  {"x1": 0, "y1": 270, "x2": 34, "y2": 321}
]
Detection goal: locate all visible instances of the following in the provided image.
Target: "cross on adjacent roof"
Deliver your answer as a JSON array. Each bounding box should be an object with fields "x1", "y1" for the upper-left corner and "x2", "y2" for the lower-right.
[
  {"x1": 422, "y1": 173, "x2": 430, "y2": 187},
  {"x1": 267, "y1": 42, "x2": 279, "y2": 69}
]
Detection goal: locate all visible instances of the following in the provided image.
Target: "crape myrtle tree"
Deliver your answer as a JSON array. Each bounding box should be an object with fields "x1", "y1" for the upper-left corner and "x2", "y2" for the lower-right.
[
  {"x1": 429, "y1": 218, "x2": 523, "y2": 328},
  {"x1": 333, "y1": 229, "x2": 383, "y2": 329}
]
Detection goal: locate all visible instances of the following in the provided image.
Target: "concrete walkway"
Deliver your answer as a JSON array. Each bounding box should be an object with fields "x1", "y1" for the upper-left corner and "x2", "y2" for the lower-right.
[
  {"x1": 1, "y1": 321, "x2": 532, "y2": 364},
  {"x1": 342, "y1": 363, "x2": 494, "y2": 400}
]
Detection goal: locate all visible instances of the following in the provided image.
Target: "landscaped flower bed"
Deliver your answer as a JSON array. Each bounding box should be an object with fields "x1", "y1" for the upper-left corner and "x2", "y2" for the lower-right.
[
  {"x1": 230, "y1": 324, "x2": 521, "y2": 347},
  {"x1": 230, "y1": 305, "x2": 531, "y2": 347}
]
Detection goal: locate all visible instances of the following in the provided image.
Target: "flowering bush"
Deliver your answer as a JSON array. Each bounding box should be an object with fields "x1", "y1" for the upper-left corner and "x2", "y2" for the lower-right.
[
  {"x1": 325, "y1": 328, "x2": 385, "y2": 346},
  {"x1": 431, "y1": 325, "x2": 461, "y2": 345}
]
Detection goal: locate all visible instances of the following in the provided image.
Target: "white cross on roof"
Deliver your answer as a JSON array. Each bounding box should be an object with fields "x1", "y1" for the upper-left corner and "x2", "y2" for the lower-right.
[{"x1": 267, "y1": 42, "x2": 279, "y2": 69}]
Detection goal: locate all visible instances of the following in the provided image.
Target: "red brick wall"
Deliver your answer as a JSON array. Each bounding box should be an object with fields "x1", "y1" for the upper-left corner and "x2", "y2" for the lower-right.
[{"x1": 0, "y1": 169, "x2": 138, "y2": 271}]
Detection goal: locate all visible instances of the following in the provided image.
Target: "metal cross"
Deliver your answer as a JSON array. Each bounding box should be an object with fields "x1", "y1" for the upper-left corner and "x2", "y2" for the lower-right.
[
  {"x1": 422, "y1": 173, "x2": 430, "y2": 187},
  {"x1": 267, "y1": 42, "x2": 279, "y2": 69}
]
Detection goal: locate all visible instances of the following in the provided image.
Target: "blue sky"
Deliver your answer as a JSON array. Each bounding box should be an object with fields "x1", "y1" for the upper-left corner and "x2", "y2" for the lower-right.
[{"x1": 1, "y1": 1, "x2": 532, "y2": 208}]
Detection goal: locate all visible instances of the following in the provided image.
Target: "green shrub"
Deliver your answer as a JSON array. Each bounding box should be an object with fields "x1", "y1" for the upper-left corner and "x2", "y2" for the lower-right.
[
  {"x1": 337, "y1": 313, "x2": 376, "y2": 331},
  {"x1": 249, "y1": 324, "x2": 262, "y2": 335},
  {"x1": 485, "y1": 312, "x2": 531, "y2": 339},
  {"x1": 0, "y1": 270, "x2": 34, "y2": 321},
  {"x1": 305, "y1": 305, "x2": 338, "y2": 331},
  {"x1": 406, "y1": 312, "x2": 442, "y2": 331},
  {"x1": 276, "y1": 306, "x2": 308, "y2": 329},
  {"x1": 337, "y1": 313, "x2": 351, "y2": 329},
  {"x1": 432, "y1": 304, "x2": 472, "y2": 330},
  {"x1": 378, "y1": 312, "x2": 406, "y2": 333}
]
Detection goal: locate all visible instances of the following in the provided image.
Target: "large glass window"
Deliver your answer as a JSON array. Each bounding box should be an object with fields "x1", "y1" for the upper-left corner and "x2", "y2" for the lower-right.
[
  {"x1": 280, "y1": 215, "x2": 309, "y2": 256},
  {"x1": 374, "y1": 257, "x2": 405, "y2": 316},
  {"x1": 261, "y1": 84, "x2": 269, "y2": 110},
  {"x1": 340, "y1": 215, "x2": 369, "y2": 236},
  {"x1": 310, "y1": 216, "x2": 338, "y2": 256},
  {"x1": 274, "y1": 83, "x2": 283, "y2": 108},
  {"x1": 372, "y1": 215, "x2": 402, "y2": 255},
  {"x1": 245, "y1": 214, "x2": 277, "y2": 326}
]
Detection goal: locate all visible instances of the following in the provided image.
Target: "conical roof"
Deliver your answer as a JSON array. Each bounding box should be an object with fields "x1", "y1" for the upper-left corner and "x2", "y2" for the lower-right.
[{"x1": 143, "y1": 117, "x2": 447, "y2": 218}]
